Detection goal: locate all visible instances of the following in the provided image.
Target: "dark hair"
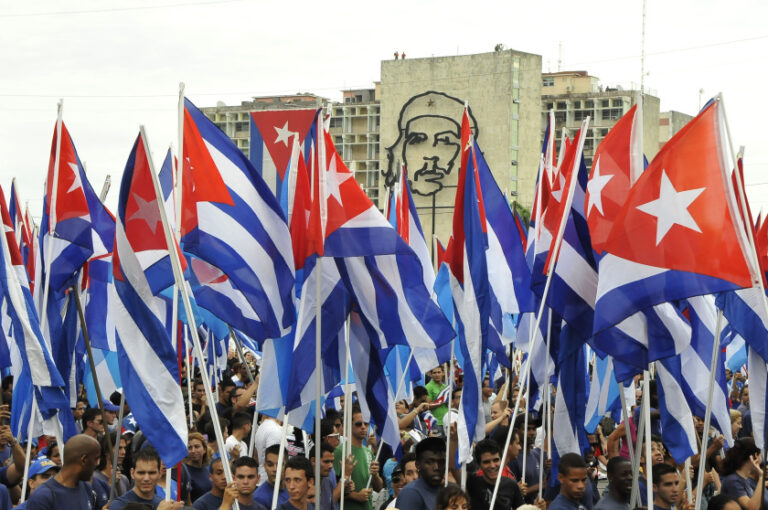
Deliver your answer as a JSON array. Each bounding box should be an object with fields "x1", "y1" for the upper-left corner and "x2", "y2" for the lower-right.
[
  {"x1": 193, "y1": 379, "x2": 204, "y2": 389},
  {"x1": 264, "y1": 444, "x2": 284, "y2": 461},
  {"x1": 285, "y1": 456, "x2": 313, "y2": 482},
  {"x1": 351, "y1": 403, "x2": 362, "y2": 417},
  {"x1": 708, "y1": 494, "x2": 738, "y2": 510},
  {"x1": 413, "y1": 386, "x2": 428, "y2": 399},
  {"x1": 1, "y1": 376, "x2": 12, "y2": 391},
  {"x1": 320, "y1": 418, "x2": 337, "y2": 439},
  {"x1": 324, "y1": 409, "x2": 341, "y2": 423},
  {"x1": 606, "y1": 456, "x2": 631, "y2": 477},
  {"x1": 82, "y1": 407, "x2": 101, "y2": 429},
  {"x1": 652, "y1": 462, "x2": 678, "y2": 486},
  {"x1": 558, "y1": 452, "x2": 587, "y2": 475},
  {"x1": 451, "y1": 388, "x2": 462, "y2": 400},
  {"x1": 109, "y1": 391, "x2": 122, "y2": 407},
  {"x1": 219, "y1": 378, "x2": 235, "y2": 392},
  {"x1": 134, "y1": 446, "x2": 161, "y2": 469},
  {"x1": 231, "y1": 412, "x2": 251, "y2": 431},
  {"x1": 203, "y1": 418, "x2": 229, "y2": 441},
  {"x1": 228, "y1": 387, "x2": 241, "y2": 403},
  {"x1": 231, "y1": 456, "x2": 259, "y2": 473},
  {"x1": 208, "y1": 457, "x2": 223, "y2": 473},
  {"x1": 436, "y1": 484, "x2": 469, "y2": 510},
  {"x1": 415, "y1": 437, "x2": 445, "y2": 462},
  {"x1": 475, "y1": 438, "x2": 501, "y2": 460},
  {"x1": 490, "y1": 426, "x2": 518, "y2": 448},
  {"x1": 723, "y1": 437, "x2": 760, "y2": 475},
  {"x1": 309, "y1": 441, "x2": 335, "y2": 460},
  {"x1": 399, "y1": 452, "x2": 416, "y2": 471}
]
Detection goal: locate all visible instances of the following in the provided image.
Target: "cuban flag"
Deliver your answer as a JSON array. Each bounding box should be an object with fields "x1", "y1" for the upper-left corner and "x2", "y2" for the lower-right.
[
  {"x1": 594, "y1": 99, "x2": 757, "y2": 334},
  {"x1": 585, "y1": 105, "x2": 693, "y2": 374},
  {"x1": 83, "y1": 347, "x2": 121, "y2": 407},
  {"x1": 348, "y1": 310, "x2": 402, "y2": 457},
  {"x1": 82, "y1": 256, "x2": 116, "y2": 351},
  {"x1": 112, "y1": 132, "x2": 188, "y2": 466},
  {"x1": 654, "y1": 355, "x2": 699, "y2": 462},
  {"x1": 181, "y1": 98, "x2": 295, "y2": 344},
  {"x1": 0, "y1": 185, "x2": 72, "y2": 440},
  {"x1": 551, "y1": 341, "x2": 590, "y2": 478},
  {"x1": 723, "y1": 327, "x2": 747, "y2": 372},
  {"x1": 444, "y1": 108, "x2": 491, "y2": 465},
  {"x1": 680, "y1": 295, "x2": 733, "y2": 445},
  {"x1": 249, "y1": 108, "x2": 318, "y2": 203},
  {"x1": 584, "y1": 353, "x2": 621, "y2": 433},
  {"x1": 8, "y1": 180, "x2": 33, "y2": 285}
]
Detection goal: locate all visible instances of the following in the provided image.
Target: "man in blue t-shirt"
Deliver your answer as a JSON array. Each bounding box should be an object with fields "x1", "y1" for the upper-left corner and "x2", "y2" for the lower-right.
[
  {"x1": 192, "y1": 457, "x2": 228, "y2": 510},
  {"x1": 253, "y1": 445, "x2": 289, "y2": 508},
  {"x1": 394, "y1": 437, "x2": 445, "y2": 510},
  {"x1": 16, "y1": 457, "x2": 59, "y2": 509},
  {"x1": 108, "y1": 447, "x2": 183, "y2": 510},
  {"x1": 26, "y1": 435, "x2": 100, "y2": 510},
  {"x1": 548, "y1": 453, "x2": 588, "y2": 510}
]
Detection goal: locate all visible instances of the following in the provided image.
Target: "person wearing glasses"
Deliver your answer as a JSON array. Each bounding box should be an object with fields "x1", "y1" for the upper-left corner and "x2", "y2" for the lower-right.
[{"x1": 333, "y1": 404, "x2": 383, "y2": 510}]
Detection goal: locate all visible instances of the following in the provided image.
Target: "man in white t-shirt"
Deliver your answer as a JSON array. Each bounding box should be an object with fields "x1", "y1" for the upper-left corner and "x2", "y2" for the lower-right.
[
  {"x1": 225, "y1": 412, "x2": 252, "y2": 460},
  {"x1": 253, "y1": 416, "x2": 282, "y2": 486}
]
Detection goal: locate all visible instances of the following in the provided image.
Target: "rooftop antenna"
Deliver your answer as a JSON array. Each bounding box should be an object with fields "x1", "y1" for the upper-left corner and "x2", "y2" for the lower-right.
[{"x1": 557, "y1": 41, "x2": 562, "y2": 71}]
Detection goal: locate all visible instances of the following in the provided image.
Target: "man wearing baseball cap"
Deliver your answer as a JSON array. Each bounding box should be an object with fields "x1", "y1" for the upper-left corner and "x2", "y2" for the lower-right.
[{"x1": 15, "y1": 458, "x2": 59, "y2": 509}]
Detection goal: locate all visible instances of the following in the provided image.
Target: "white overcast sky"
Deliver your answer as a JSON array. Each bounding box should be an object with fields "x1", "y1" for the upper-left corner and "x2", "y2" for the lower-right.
[{"x1": 0, "y1": 0, "x2": 766, "y2": 217}]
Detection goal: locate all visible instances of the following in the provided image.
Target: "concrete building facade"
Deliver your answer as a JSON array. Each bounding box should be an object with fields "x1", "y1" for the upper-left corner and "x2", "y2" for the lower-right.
[
  {"x1": 658, "y1": 110, "x2": 694, "y2": 150},
  {"x1": 541, "y1": 71, "x2": 661, "y2": 170},
  {"x1": 328, "y1": 87, "x2": 382, "y2": 204},
  {"x1": 200, "y1": 93, "x2": 329, "y2": 159},
  {"x1": 379, "y1": 49, "x2": 543, "y2": 251}
]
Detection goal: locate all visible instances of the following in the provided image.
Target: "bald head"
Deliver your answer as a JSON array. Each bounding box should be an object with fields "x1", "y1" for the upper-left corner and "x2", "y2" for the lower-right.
[{"x1": 62, "y1": 434, "x2": 101, "y2": 480}]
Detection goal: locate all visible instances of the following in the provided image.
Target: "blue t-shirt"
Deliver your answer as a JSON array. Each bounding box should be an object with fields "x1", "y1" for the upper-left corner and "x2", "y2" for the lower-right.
[
  {"x1": 108, "y1": 489, "x2": 163, "y2": 510},
  {"x1": 549, "y1": 494, "x2": 588, "y2": 510},
  {"x1": 396, "y1": 478, "x2": 440, "y2": 510},
  {"x1": 187, "y1": 464, "x2": 212, "y2": 502},
  {"x1": 91, "y1": 476, "x2": 110, "y2": 509},
  {"x1": 239, "y1": 502, "x2": 268, "y2": 510},
  {"x1": 277, "y1": 503, "x2": 313, "y2": 510},
  {"x1": 193, "y1": 491, "x2": 222, "y2": 510},
  {"x1": 26, "y1": 478, "x2": 96, "y2": 510},
  {"x1": 253, "y1": 482, "x2": 289, "y2": 508}
]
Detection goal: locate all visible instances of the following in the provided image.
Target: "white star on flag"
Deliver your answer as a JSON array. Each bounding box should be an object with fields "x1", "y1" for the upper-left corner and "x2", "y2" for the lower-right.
[
  {"x1": 129, "y1": 193, "x2": 161, "y2": 234},
  {"x1": 636, "y1": 169, "x2": 705, "y2": 246},
  {"x1": 274, "y1": 121, "x2": 293, "y2": 147},
  {"x1": 66, "y1": 162, "x2": 84, "y2": 194},
  {"x1": 325, "y1": 158, "x2": 352, "y2": 205},
  {"x1": 586, "y1": 156, "x2": 613, "y2": 216}
]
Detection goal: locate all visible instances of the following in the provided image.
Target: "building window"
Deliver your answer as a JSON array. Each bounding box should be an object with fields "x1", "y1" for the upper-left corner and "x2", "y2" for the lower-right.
[
  {"x1": 556, "y1": 101, "x2": 567, "y2": 110},
  {"x1": 546, "y1": 102, "x2": 554, "y2": 110},
  {"x1": 573, "y1": 100, "x2": 581, "y2": 109},
  {"x1": 602, "y1": 108, "x2": 622, "y2": 121},
  {"x1": 335, "y1": 136, "x2": 342, "y2": 145},
  {"x1": 543, "y1": 77, "x2": 554, "y2": 87},
  {"x1": 329, "y1": 117, "x2": 342, "y2": 128},
  {"x1": 555, "y1": 112, "x2": 566, "y2": 123},
  {"x1": 600, "y1": 128, "x2": 609, "y2": 136},
  {"x1": 613, "y1": 98, "x2": 624, "y2": 107},
  {"x1": 574, "y1": 110, "x2": 593, "y2": 121},
  {"x1": 601, "y1": 99, "x2": 610, "y2": 108},
  {"x1": 585, "y1": 100, "x2": 594, "y2": 108}
]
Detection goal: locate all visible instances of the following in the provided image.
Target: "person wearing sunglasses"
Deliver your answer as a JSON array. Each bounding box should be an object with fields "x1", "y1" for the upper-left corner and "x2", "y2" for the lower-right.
[{"x1": 333, "y1": 404, "x2": 383, "y2": 510}]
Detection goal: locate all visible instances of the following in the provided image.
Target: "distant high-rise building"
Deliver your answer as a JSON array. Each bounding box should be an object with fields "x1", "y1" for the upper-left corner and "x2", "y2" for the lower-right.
[
  {"x1": 541, "y1": 70, "x2": 661, "y2": 169},
  {"x1": 199, "y1": 93, "x2": 330, "y2": 159},
  {"x1": 658, "y1": 110, "x2": 694, "y2": 150},
  {"x1": 328, "y1": 86, "x2": 382, "y2": 204}
]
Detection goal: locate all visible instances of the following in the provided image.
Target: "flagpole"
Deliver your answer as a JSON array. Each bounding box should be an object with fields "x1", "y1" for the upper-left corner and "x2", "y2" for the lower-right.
[
  {"x1": 19, "y1": 396, "x2": 38, "y2": 502},
  {"x1": 631, "y1": 393, "x2": 646, "y2": 508},
  {"x1": 271, "y1": 414, "x2": 291, "y2": 510},
  {"x1": 521, "y1": 356, "x2": 532, "y2": 486},
  {"x1": 537, "y1": 311, "x2": 553, "y2": 500},
  {"x1": 444, "y1": 344, "x2": 455, "y2": 487},
  {"x1": 685, "y1": 457, "x2": 693, "y2": 504},
  {"x1": 366, "y1": 351, "x2": 414, "y2": 489},
  {"x1": 185, "y1": 339, "x2": 194, "y2": 430},
  {"x1": 694, "y1": 309, "x2": 723, "y2": 510},
  {"x1": 108, "y1": 391, "x2": 126, "y2": 501},
  {"x1": 230, "y1": 328, "x2": 259, "y2": 458},
  {"x1": 490, "y1": 117, "x2": 590, "y2": 510},
  {"x1": 140, "y1": 125, "x2": 239, "y2": 510},
  {"x1": 643, "y1": 369, "x2": 653, "y2": 510},
  {"x1": 618, "y1": 383, "x2": 638, "y2": 507},
  {"x1": 340, "y1": 328, "x2": 352, "y2": 510},
  {"x1": 71, "y1": 284, "x2": 114, "y2": 465}
]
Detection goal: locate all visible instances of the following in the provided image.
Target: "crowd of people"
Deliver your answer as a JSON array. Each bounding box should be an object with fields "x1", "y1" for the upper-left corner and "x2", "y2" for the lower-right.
[{"x1": 0, "y1": 354, "x2": 763, "y2": 510}]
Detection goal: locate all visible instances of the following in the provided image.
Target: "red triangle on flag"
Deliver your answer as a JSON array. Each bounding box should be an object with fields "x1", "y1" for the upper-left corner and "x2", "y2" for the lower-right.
[{"x1": 250, "y1": 109, "x2": 318, "y2": 180}]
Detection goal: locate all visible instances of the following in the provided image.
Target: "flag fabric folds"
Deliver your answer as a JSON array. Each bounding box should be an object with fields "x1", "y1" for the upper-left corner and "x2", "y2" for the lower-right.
[
  {"x1": 182, "y1": 98, "x2": 296, "y2": 343},
  {"x1": 112, "y1": 132, "x2": 188, "y2": 466}
]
